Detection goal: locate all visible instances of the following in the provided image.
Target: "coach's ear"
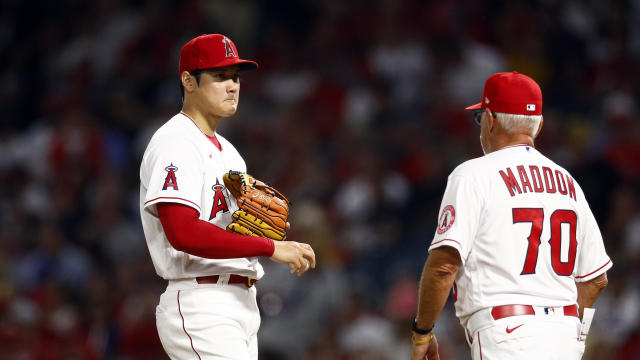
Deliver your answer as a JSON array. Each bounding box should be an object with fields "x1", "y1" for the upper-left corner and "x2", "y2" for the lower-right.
[
  {"x1": 534, "y1": 117, "x2": 544, "y2": 139},
  {"x1": 181, "y1": 71, "x2": 196, "y2": 93},
  {"x1": 487, "y1": 109, "x2": 495, "y2": 132}
]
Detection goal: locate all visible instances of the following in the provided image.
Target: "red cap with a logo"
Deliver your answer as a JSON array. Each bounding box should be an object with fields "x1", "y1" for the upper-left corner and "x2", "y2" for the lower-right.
[
  {"x1": 178, "y1": 34, "x2": 258, "y2": 75},
  {"x1": 465, "y1": 71, "x2": 542, "y2": 115}
]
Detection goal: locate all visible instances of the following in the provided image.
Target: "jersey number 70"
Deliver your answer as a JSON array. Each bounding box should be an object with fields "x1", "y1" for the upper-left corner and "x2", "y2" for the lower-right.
[{"x1": 513, "y1": 208, "x2": 577, "y2": 276}]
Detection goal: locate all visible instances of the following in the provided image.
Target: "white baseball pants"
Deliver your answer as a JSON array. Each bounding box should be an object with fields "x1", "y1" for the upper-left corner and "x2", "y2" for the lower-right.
[
  {"x1": 465, "y1": 306, "x2": 586, "y2": 360},
  {"x1": 156, "y1": 277, "x2": 260, "y2": 360}
]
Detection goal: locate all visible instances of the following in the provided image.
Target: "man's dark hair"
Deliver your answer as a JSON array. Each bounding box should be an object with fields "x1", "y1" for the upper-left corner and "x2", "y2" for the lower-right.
[{"x1": 180, "y1": 69, "x2": 203, "y2": 102}]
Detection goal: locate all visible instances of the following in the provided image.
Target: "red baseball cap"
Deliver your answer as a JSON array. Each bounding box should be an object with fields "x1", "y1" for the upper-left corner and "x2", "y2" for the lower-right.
[
  {"x1": 465, "y1": 71, "x2": 542, "y2": 115},
  {"x1": 178, "y1": 34, "x2": 258, "y2": 75}
]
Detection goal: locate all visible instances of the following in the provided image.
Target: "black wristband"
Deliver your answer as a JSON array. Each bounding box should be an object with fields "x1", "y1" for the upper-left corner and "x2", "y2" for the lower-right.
[{"x1": 412, "y1": 318, "x2": 434, "y2": 335}]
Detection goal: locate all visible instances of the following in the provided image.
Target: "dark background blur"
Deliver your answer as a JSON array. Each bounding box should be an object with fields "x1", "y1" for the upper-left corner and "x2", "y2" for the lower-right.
[{"x1": 1, "y1": 0, "x2": 639, "y2": 359}]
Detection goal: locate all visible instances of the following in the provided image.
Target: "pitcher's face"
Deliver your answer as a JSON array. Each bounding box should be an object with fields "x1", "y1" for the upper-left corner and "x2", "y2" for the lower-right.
[{"x1": 194, "y1": 66, "x2": 241, "y2": 118}]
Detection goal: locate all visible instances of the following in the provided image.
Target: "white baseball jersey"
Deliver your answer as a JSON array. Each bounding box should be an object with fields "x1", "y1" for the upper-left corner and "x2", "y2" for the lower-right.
[
  {"x1": 139, "y1": 111, "x2": 264, "y2": 280},
  {"x1": 429, "y1": 144, "x2": 612, "y2": 325}
]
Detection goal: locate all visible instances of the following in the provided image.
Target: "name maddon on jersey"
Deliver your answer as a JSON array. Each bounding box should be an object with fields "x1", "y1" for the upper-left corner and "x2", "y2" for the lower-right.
[{"x1": 499, "y1": 165, "x2": 576, "y2": 201}]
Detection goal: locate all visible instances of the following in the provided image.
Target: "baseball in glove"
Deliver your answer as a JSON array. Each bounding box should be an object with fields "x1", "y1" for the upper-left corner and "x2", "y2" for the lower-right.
[{"x1": 223, "y1": 171, "x2": 290, "y2": 241}]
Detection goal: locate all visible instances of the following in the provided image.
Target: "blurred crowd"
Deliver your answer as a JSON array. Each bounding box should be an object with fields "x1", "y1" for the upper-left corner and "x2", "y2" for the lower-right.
[{"x1": 1, "y1": 0, "x2": 639, "y2": 359}]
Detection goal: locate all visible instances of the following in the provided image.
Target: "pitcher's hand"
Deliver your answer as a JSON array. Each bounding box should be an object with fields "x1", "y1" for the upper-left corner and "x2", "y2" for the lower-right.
[{"x1": 270, "y1": 241, "x2": 316, "y2": 276}]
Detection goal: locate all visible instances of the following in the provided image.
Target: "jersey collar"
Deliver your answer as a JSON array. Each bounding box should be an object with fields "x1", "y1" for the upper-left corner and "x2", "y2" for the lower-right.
[
  {"x1": 179, "y1": 111, "x2": 223, "y2": 151},
  {"x1": 501, "y1": 144, "x2": 532, "y2": 150}
]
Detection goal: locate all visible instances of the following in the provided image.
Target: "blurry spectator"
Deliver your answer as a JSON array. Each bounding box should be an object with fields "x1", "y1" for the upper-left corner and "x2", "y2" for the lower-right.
[{"x1": 12, "y1": 222, "x2": 92, "y2": 293}]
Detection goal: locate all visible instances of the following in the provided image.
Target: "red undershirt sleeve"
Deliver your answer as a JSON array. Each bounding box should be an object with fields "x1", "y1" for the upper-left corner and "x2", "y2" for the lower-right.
[{"x1": 156, "y1": 202, "x2": 275, "y2": 259}]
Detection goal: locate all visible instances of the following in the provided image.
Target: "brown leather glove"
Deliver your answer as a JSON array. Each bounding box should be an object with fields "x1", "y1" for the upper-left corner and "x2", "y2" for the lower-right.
[{"x1": 223, "y1": 171, "x2": 290, "y2": 241}]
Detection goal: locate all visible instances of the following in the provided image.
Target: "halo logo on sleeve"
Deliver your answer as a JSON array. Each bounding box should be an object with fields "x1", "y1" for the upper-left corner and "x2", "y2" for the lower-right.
[
  {"x1": 162, "y1": 164, "x2": 179, "y2": 190},
  {"x1": 437, "y1": 205, "x2": 456, "y2": 234},
  {"x1": 210, "y1": 179, "x2": 230, "y2": 219}
]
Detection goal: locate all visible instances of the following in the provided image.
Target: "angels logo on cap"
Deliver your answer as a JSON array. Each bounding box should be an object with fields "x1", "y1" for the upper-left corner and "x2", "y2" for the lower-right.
[
  {"x1": 178, "y1": 34, "x2": 258, "y2": 75},
  {"x1": 222, "y1": 36, "x2": 237, "y2": 57}
]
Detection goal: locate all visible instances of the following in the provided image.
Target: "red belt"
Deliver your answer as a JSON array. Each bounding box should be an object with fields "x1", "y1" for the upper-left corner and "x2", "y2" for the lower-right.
[
  {"x1": 196, "y1": 275, "x2": 258, "y2": 287},
  {"x1": 491, "y1": 304, "x2": 579, "y2": 320}
]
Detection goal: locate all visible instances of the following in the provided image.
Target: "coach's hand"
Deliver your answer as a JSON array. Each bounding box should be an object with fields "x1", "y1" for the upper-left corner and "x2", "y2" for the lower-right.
[
  {"x1": 270, "y1": 240, "x2": 316, "y2": 276},
  {"x1": 411, "y1": 333, "x2": 439, "y2": 360}
]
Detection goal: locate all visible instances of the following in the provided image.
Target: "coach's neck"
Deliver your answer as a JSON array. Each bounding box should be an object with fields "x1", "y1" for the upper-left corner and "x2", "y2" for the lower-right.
[{"x1": 482, "y1": 113, "x2": 543, "y2": 154}]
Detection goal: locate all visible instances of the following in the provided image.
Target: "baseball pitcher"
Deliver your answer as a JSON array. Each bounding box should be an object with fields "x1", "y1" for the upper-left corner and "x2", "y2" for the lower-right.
[
  {"x1": 411, "y1": 72, "x2": 611, "y2": 360},
  {"x1": 139, "y1": 34, "x2": 316, "y2": 360}
]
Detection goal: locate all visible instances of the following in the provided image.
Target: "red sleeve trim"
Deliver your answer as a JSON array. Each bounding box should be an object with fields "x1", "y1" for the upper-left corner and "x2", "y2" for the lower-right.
[
  {"x1": 430, "y1": 238, "x2": 462, "y2": 247},
  {"x1": 145, "y1": 196, "x2": 201, "y2": 211},
  {"x1": 575, "y1": 259, "x2": 612, "y2": 279},
  {"x1": 429, "y1": 238, "x2": 467, "y2": 263}
]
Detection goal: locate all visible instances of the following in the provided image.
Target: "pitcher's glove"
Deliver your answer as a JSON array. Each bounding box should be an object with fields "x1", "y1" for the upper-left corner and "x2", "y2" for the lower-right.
[{"x1": 223, "y1": 171, "x2": 290, "y2": 241}]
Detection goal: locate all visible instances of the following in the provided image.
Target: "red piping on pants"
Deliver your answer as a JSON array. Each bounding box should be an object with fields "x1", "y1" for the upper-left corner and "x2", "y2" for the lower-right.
[{"x1": 178, "y1": 290, "x2": 202, "y2": 360}]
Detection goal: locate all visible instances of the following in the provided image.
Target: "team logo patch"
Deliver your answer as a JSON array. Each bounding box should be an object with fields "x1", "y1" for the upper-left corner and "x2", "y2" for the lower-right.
[
  {"x1": 437, "y1": 205, "x2": 455, "y2": 234},
  {"x1": 162, "y1": 163, "x2": 179, "y2": 190},
  {"x1": 210, "y1": 179, "x2": 230, "y2": 219}
]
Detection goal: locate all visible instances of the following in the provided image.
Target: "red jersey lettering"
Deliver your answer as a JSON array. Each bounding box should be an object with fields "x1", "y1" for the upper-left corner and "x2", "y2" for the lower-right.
[
  {"x1": 555, "y1": 170, "x2": 568, "y2": 195},
  {"x1": 542, "y1": 167, "x2": 556, "y2": 194},
  {"x1": 517, "y1": 165, "x2": 533, "y2": 193},
  {"x1": 529, "y1": 166, "x2": 544, "y2": 192},
  {"x1": 566, "y1": 175, "x2": 576, "y2": 201},
  {"x1": 500, "y1": 168, "x2": 522, "y2": 197}
]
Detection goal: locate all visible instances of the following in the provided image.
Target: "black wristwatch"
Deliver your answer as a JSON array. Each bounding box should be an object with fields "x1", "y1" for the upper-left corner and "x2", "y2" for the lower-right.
[{"x1": 412, "y1": 318, "x2": 434, "y2": 334}]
